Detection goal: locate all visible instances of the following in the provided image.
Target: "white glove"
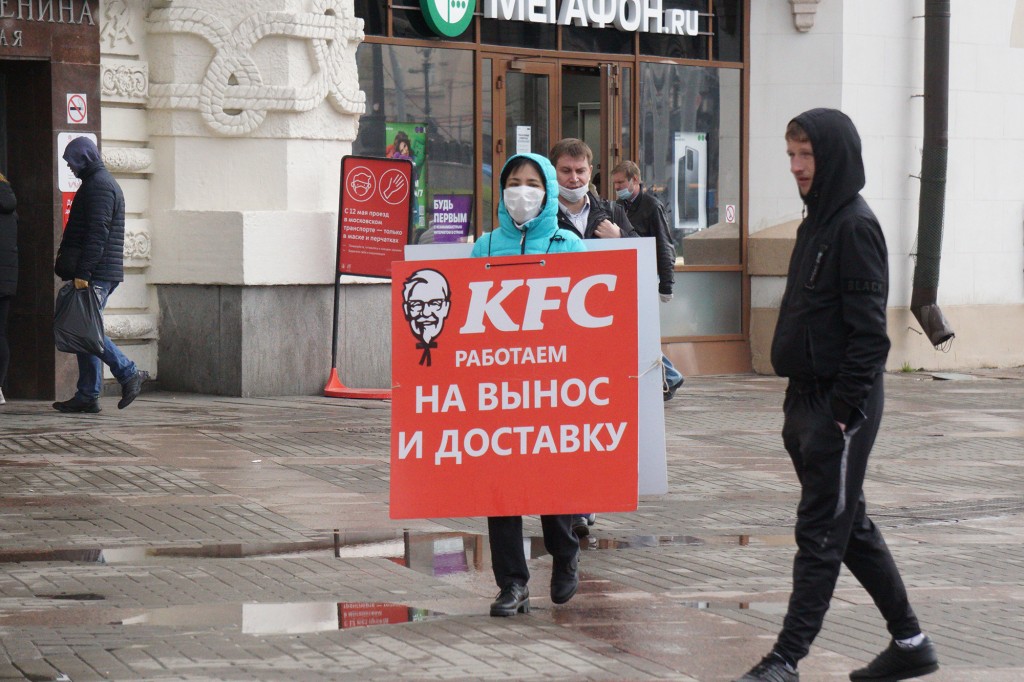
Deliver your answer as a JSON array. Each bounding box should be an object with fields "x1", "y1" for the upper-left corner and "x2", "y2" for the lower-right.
[{"x1": 659, "y1": 293, "x2": 673, "y2": 303}]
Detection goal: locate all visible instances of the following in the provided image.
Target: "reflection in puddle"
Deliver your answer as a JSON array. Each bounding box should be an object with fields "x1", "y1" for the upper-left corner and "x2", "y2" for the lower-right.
[
  {"x1": 1, "y1": 532, "x2": 793, "y2": 580},
  {"x1": 0, "y1": 540, "x2": 338, "y2": 564},
  {"x1": 120, "y1": 601, "x2": 444, "y2": 633}
]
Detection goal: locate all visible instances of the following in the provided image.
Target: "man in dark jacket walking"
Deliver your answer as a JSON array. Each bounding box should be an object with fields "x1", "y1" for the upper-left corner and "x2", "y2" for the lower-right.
[
  {"x1": 611, "y1": 160, "x2": 684, "y2": 401},
  {"x1": 53, "y1": 136, "x2": 148, "y2": 414},
  {"x1": 734, "y1": 109, "x2": 938, "y2": 682}
]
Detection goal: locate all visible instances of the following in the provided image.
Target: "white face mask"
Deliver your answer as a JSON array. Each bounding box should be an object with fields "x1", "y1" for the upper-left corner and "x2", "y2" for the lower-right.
[
  {"x1": 559, "y1": 184, "x2": 589, "y2": 203},
  {"x1": 503, "y1": 185, "x2": 546, "y2": 225}
]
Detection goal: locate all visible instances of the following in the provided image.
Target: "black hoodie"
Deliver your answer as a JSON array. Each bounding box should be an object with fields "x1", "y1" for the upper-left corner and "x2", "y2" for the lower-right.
[{"x1": 770, "y1": 109, "x2": 890, "y2": 425}]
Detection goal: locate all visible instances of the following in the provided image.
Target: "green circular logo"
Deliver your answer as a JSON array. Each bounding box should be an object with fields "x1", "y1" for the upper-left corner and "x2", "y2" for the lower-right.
[{"x1": 420, "y1": 0, "x2": 475, "y2": 38}]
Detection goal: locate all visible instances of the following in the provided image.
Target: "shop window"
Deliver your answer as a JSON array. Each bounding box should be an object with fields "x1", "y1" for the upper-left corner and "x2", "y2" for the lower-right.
[
  {"x1": 661, "y1": 272, "x2": 742, "y2": 336},
  {"x1": 481, "y1": 60, "x2": 493, "y2": 235},
  {"x1": 713, "y1": 0, "x2": 744, "y2": 63},
  {"x1": 354, "y1": 44, "x2": 477, "y2": 244},
  {"x1": 352, "y1": 0, "x2": 385, "y2": 36},
  {"x1": 562, "y1": 25, "x2": 633, "y2": 55},
  {"x1": 393, "y1": 8, "x2": 474, "y2": 42},
  {"x1": 638, "y1": 63, "x2": 741, "y2": 267},
  {"x1": 481, "y1": 19, "x2": 556, "y2": 50},
  {"x1": 640, "y1": 0, "x2": 708, "y2": 59}
]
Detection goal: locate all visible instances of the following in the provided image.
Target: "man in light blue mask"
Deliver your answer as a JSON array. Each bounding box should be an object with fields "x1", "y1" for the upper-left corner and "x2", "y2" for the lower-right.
[
  {"x1": 611, "y1": 161, "x2": 684, "y2": 402},
  {"x1": 549, "y1": 138, "x2": 636, "y2": 242}
]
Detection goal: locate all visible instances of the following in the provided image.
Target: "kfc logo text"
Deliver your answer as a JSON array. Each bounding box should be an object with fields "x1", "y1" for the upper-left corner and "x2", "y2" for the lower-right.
[{"x1": 459, "y1": 274, "x2": 616, "y2": 334}]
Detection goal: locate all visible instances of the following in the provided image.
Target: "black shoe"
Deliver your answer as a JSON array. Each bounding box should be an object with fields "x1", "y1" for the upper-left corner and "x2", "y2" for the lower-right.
[
  {"x1": 118, "y1": 370, "x2": 149, "y2": 409},
  {"x1": 734, "y1": 654, "x2": 799, "y2": 681},
  {"x1": 53, "y1": 396, "x2": 101, "y2": 414},
  {"x1": 571, "y1": 515, "x2": 591, "y2": 538},
  {"x1": 850, "y1": 637, "x2": 939, "y2": 681},
  {"x1": 663, "y1": 376, "x2": 684, "y2": 402},
  {"x1": 489, "y1": 583, "x2": 529, "y2": 617},
  {"x1": 550, "y1": 551, "x2": 579, "y2": 604}
]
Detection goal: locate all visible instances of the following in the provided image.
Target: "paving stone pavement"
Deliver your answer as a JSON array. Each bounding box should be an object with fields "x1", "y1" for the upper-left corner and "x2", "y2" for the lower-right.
[{"x1": 1, "y1": 370, "x2": 1022, "y2": 681}]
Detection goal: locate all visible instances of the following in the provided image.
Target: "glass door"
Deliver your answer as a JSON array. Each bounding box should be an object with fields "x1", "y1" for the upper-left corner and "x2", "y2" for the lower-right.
[
  {"x1": 488, "y1": 57, "x2": 558, "y2": 229},
  {"x1": 598, "y1": 63, "x2": 623, "y2": 198}
]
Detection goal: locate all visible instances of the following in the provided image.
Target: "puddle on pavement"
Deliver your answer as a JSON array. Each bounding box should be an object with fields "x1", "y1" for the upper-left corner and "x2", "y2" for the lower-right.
[
  {"x1": 0, "y1": 600, "x2": 443, "y2": 633},
  {"x1": 0, "y1": 532, "x2": 792, "y2": 575},
  {"x1": 0, "y1": 540, "x2": 337, "y2": 564},
  {"x1": 117, "y1": 601, "x2": 444, "y2": 633}
]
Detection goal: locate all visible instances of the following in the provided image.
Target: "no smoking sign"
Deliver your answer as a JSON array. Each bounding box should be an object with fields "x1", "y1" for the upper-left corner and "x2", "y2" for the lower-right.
[{"x1": 67, "y1": 93, "x2": 88, "y2": 124}]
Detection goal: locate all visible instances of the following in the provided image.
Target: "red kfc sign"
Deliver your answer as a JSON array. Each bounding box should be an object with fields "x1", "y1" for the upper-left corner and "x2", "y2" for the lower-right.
[
  {"x1": 390, "y1": 251, "x2": 639, "y2": 519},
  {"x1": 337, "y1": 155, "x2": 414, "y2": 278}
]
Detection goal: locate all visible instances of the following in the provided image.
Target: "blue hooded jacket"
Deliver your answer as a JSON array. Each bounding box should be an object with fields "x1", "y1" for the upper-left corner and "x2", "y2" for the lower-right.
[
  {"x1": 472, "y1": 153, "x2": 585, "y2": 257},
  {"x1": 58, "y1": 137, "x2": 126, "y2": 283}
]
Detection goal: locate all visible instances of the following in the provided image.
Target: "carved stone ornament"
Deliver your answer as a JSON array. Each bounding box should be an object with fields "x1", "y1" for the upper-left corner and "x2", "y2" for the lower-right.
[
  {"x1": 102, "y1": 147, "x2": 154, "y2": 174},
  {"x1": 790, "y1": 0, "x2": 821, "y2": 32},
  {"x1": 101, "y1": 0, "x2": 137, "y2": 52},
  {"x1": 104, "y1": 314, "x2": 158, "y2": 340},
  {"x1": 102, "y1": 59, "x2": 149, "y2": 103},
  {"x1": 147, "y1": 0, "x2": 368, "y2": 136},
  {"x1": 123, "y1": 229, "x2": 152, "y2": 262}
]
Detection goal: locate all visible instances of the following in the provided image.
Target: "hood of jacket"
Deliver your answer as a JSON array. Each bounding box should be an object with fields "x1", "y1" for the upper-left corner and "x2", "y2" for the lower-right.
[
  {"x1": 63, "y1": 136, "x2": 103, "y2": 178},
  {"x1": 790, "y1": 108, "x2": 865, "y2": 224},
  {"x1": 496, "y1": 152, "x2": 562, "y2": 242}
]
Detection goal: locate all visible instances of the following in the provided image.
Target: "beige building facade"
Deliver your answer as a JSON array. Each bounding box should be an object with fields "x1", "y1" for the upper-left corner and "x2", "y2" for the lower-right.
[{"x1": 1, "y1": 0, "x2": 1022, "y2": 398}]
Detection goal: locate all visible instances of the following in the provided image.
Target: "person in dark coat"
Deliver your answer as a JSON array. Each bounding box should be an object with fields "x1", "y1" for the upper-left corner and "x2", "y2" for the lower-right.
[
  {"x1": 733, "y1": 109, "x2": 938, "y2": 682},
  {"x1": 548, "y1": 138, "x2": 636, "y2": 538},
  {"x1": 611, "y1": 160, "x2": 685, "y2": 401},
  {"x1": 549, "y1": 138, "x2": 637, "y2": 241},
  {"x1": 53, "y1": 136, "x2": 148, "y2": 414},
  {"x1": 0, "y1": 171, "x2": 17, "y2": 405}
]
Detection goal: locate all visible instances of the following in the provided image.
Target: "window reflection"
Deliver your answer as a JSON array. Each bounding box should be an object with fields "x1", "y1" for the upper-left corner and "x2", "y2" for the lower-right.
[
  {"x1": 640, "y1": 0, "x2": 708, "y2": 58},
  {"x1": 638, "y1": 64, "x2": 741, "y2": 265},
  {"x1": 714, "y1": 0, "x2": 744, "y2": 62},
  {"x1": 354, "y1": 44, "x2": 476, "y2": 244},
  {"x1": 481, "y1": 18, "x2": 556, "y2": 49}
]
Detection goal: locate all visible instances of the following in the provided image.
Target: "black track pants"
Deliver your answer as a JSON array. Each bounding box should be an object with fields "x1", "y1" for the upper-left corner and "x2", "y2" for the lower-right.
[
  {"x1": 774, "y1": 375, "x2": 921, "y2": 663},
  {"x1": 488, "y1": 514, "x2": 578, "y2": 588}
]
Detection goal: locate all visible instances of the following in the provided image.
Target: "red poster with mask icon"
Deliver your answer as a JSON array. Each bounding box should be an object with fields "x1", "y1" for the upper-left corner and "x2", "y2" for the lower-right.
[
  {"x1": 337, "y1": 155, "x2": 414, "y2": 278},
  {"x1": 389, "y1": 251, "x2": 639, "y2": 519}
]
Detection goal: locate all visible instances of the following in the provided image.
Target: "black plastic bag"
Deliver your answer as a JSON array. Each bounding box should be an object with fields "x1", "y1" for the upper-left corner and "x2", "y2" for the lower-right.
[{"x1": 53, "y1": 282, "x2": 104, "y2": 356}]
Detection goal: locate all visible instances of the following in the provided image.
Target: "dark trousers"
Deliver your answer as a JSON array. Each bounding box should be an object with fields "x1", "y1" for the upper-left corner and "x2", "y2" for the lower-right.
[
  {"x1": 0, "y1": 296, "x2": 9, "y2": 387},
  {"x1": 488, "y1": 514, "x2": 578, "y2": 588},
  {"x1": 774, "y1": 374, "x2": 920, "y2": 664}
]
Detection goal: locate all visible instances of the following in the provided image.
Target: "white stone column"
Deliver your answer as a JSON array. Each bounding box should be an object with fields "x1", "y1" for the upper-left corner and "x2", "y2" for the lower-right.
[
  {"x1": 100, "y1": 0, "x2": 158, "y2": 376},
  {"x1": 144, "y1": 0, "x2": 367, "y2": 395}
]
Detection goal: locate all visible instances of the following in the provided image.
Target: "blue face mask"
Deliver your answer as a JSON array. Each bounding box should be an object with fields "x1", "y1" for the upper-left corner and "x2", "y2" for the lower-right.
[{"x1": 616, "y1": 187, "x2": 633, "y2": 201}]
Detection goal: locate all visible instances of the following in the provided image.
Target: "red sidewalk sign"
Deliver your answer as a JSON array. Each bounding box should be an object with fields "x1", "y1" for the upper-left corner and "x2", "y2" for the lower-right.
[
  {"x1": 389, "y1": 251, "x2": 640, "y2": 519},
  {"x1": 325, "y1": 155, "x2": 414, "y2": 399},
  {"x1": 337, "y1": 155, "x2": 414, "y2": 279}
]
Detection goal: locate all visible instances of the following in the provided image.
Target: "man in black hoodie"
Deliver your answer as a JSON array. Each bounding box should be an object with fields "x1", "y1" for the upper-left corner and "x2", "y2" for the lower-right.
[
  {"x1": 53, "y1": 137, "x2": 148, "y2": 414},
  {"x1": 734, "y1": 110, "x2": 938, "y2": 682}
]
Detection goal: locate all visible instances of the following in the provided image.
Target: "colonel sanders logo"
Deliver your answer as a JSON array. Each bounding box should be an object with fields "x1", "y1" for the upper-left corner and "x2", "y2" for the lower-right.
[{"x1": 402, "y1": 269, "x2": 451, "y2": 366}]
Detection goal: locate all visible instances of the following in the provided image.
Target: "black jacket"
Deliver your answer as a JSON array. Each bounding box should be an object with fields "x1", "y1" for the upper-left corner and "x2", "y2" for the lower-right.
[
  {"x1": 770, "y1": 108, "x2": 890, "y2": 425},
  {"x1": 0, "y1": 179, "x2": 16, "y2": 297},
  {"x1": 618, "y1": 186, "x2": 675, "y2": 295},
  {"x1": 58, "y1": 159, "x2": 126, "y2": 283},
  {"x1": 556, "y1": 191, "x2": 637, "y2": 241}
]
